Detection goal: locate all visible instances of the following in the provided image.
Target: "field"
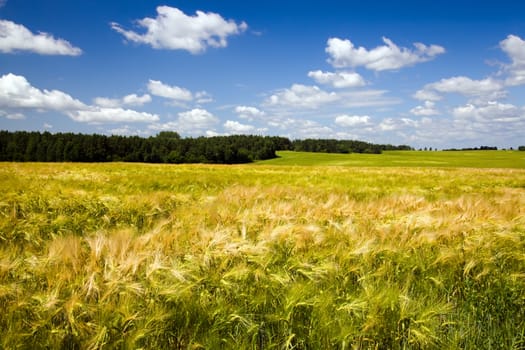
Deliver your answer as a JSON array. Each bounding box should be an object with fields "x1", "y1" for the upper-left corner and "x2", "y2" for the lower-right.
[
  {"x1": 1, "y1": 151, "x2": 525, "y2": 349},
  {"x1": 260, "y1": 150, "x2": 525, "y2": 168}
]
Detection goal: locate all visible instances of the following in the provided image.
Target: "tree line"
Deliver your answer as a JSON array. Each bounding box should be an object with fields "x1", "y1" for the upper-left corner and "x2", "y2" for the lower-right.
[
  {"x1": 0, "y1": 131, "x2": 291, "y2": 164},
  {"x1": 291, "y1": 138, "x2": 412, "y2": 154},
  {"x1": 0, "y1": 130, "x2": 412, "y2": 164},
  {"x1": 443, "y1": 146, "x2": 499, "y2": 151}
]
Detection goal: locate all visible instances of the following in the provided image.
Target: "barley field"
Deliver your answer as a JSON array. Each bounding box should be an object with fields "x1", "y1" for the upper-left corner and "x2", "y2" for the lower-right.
[{"x1": 1, "y1": 156, "x2": 524, "y2": 349}]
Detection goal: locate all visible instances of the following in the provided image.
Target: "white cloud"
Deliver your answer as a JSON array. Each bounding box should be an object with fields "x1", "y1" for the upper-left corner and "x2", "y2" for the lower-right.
[
  {"x1": 147, "y1": 80, "x2": 212, "y2": 106},
  {"x1": 412, "y1": 89, "x2": 442, "y2": 102},
  {"x1": 266, "y1": 84, "x2": 339, "y2": 109},
  {"x1": 195, "y1": 91, "x2": 213, "y2": 104},
  {"x1": 334, "y1": 114, "x2": 371, "y2": 127},
  {"x1": 500, "y1": 34, "x2": 525, "y2": 86},
  {"x1": 378, "y1": 118, "x2": 398, "y2": 131},
  {"x1": 371, "y1": 102, "x2": 525, "y2": 148},
  {"x1": 149, "y1": 108, "x2": 219, "y2": 135},
  {"x1": 108, "y1": 125, "x2": 136, "y2": 135},
  {"x1": 307, "y1": 70, "x2": 365, "y2": 88},
  {"x1": 111, "y1": 6, "x2": 247, "y2": 54},
  {"x1": 400, "y1": 117, "x2": 433, "y2": 128},
  {"x1": 0, "y1": 20, "x2": 82, "y2": 55},
  {"x1": 178, "y1": 108, "x2": 218, "y2": 127},
  {"x1": 0, "y1": 111, "x2": 25, "y2": 119},
  {"x1": 206, "y1": 130, "x2": 221, "y2": 137},
  {"x1": 326, "y1": 37, "x2": 444, "y2": 71},
  {"x1": 375, "y1": 116, "x2": 432, "y2": 133},
  {"x1": 410, "y1": 100, "x2": 439, "y2": 116},
  {"x1": 292, "y1": 120, "x2": 334, "y2": 139},
  {"x1": 94, "y1": 94, "x2": 151, "y2": 108},
  {"x1": 122, "y1": 93, "x2": 152, "y2": 106},
  {"x1": 414, "y1": 76, "x2": 505, "y2": 102},
  {"x1": 452, "y1": 101, "x2": 523, "y2": 123},
  {"x1": 447, "y1": 101, "x2": 525, "y2": 144},
  {"x1": 147, "y1": 79, "x2": 193, "y2": 102},
  {"x1": 235, "y1": 105, "x2": 265, "y2": 120},
  {"x1": 224, "y1": 120, "x2": 255, "y2": 134},
  {"x1": 148, "y1": 121, "x2": 178, "y2": 132},
  {"x1": 266, "y1": 117, "x2": 334, "y2": 139},
  {"x1": 260, "y1": 85, "x2": 399, "y2": 126},
  {"x1": 69, "y1": 107, "x2": 159, "y2": 124},
  {"x1": 0, "y1": 73, "x2": 159, "y2": 124},
  {"x1": 0, "y1": 73, "x2": 85, "y2": 111}
]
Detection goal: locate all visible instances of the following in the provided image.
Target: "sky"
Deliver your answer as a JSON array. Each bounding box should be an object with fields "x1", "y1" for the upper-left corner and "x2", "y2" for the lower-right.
[{"x1": 1, "y1": 0, "x2": 525, "y2": 149}]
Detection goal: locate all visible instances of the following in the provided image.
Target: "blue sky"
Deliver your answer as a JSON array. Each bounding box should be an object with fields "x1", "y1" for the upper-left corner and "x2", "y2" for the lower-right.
[{"x1": 1, "y1": 0, "x2": 525, "y2": 148}]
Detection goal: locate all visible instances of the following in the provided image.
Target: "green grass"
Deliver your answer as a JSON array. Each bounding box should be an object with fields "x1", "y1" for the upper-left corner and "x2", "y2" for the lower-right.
[
  {"x1": 258, "y1": 150, "x2": 525, "y2": 168},
  {"x1": 0, "y1": 161, "x2": 524, "y2": 349}
]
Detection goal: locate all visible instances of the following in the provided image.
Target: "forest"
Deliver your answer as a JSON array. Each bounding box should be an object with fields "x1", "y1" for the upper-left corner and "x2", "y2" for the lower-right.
[
  {"x1": 0, "y1": 131, "x2": 412, "y2": 164},
  {"x1": 291, "y1": 138, "x2": 412, "y2": 154}
]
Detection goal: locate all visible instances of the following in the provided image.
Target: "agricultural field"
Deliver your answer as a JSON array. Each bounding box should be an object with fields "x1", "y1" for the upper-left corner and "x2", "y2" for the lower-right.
[
  {"x1": 261, "y1": 150, "x2": 525, "y2": 168},
  {"x1": 1, "y1": 152, "x2": 525, "y2": 349}
]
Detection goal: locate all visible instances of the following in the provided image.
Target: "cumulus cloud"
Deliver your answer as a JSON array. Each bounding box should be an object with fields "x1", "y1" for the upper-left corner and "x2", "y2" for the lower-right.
[
  {"x1": 235, "y1": 106, "x2": 265, "y2": 120},
  {"x1": 266, "y1": 84, "x2": 339, "y2": 109},
  {"x1": 308, "y1": 70, "x2": 365, "y2": 88},
  {"x1": 0, "y1": 20, "x2": 82, "y2": 55},
  {"x1": 111, "y1": 6, "x2": 247, "y2": 54},
  {"x1": 122, "y1": 93, "x2": 152, "y2": 106},
  {"x1": 149, "y1": 108, "x2": 219, "y2": 135},
  {"x1": 0, "y1": 73, "x2": 159, "y2": 124},
  {"x1": 412, "y1": 89, "x2": 442, "y2": 102},
  {"x1": 400, "y1": 117, "x2": 433, "y2": 128},
  {"x1": 410, "y1": 100, "x2": 439, "y2": 116},
  {"x1": 378, "y1": 118, "x2": 398, "y2": 131},
  {"x1": 224, "y1": 120, "x2": 255, "y2": 134},
  {"x1": 452, "y1": 101, "x2": 523, "y2": 123},
  {"x1": 326, "y1": 37, "x2": 444, "y2": 71},
  {"x1": 147, "y1": 79, "x2": 193, "y2": 102},
  {"x1": 94, "y1": 94, "x2": 151, "y2": 108},
  {"x1": 448, "y1": 101, "x2": 525, "y2": 142},
  {"x1": 334, "y1": 114, "x2": 371, "y2": 127},
  {"x1": 500, "y1": 34, "x2": 525, "y2": 86},
  {"x1": 261, "y1": 84, "x2": 398, "y2": 120},
  {"x1": 0, "y1": 73, "x2": 85, "y2": 111},
  {"x1": 69, "y1": 108, "x2": 159, "y2": 124},
  {"x1": 178, "y1": 108, "x2": 218, "y2": 127},
  {"x1": 414, "y1": 76, "x2": 505, "y2": 102}
]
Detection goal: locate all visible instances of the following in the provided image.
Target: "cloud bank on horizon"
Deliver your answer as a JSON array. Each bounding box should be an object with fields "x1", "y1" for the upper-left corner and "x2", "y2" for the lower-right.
[{"x1": 1, "y1": 2, "x2": 525, "y2": 148}]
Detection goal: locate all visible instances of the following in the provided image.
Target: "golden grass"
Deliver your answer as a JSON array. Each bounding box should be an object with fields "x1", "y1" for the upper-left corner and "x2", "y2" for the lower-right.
[{"x1": 0, "y1": 162, "x2": 524, "y2": 348}]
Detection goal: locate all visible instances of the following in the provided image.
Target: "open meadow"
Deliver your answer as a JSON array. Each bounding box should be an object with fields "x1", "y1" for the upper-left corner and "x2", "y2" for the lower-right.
[
  {"x1": 1, "y1": 152, "x2": 525, "y2": 349},
  {"x1": 261, "y1": 150, "x2": 525, "y2": 168}
]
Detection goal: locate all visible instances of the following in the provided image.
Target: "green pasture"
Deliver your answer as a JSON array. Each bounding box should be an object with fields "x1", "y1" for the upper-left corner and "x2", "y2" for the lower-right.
[{"x1": 258, "y1": 150, "x2": 525, "y2": 168}]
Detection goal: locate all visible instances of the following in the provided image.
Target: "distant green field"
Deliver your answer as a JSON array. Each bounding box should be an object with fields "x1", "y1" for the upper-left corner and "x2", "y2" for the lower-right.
[{"x1": 258, "y1": 150, "x2": 525, "y2": 168}]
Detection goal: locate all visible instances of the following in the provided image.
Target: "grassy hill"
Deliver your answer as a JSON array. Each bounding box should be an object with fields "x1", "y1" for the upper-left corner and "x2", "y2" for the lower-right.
[{"x1": 258, "y1": 150, "x2": 525, "y2": 168}]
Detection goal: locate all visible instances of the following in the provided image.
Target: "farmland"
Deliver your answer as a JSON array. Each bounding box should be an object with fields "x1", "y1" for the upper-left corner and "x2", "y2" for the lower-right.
[
  {"x1": 1, "y1": 152, "x2": 525, "y2": 349},
  {"x1": 260, "y1": 150, "x2": 525, "y2": 168}
]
